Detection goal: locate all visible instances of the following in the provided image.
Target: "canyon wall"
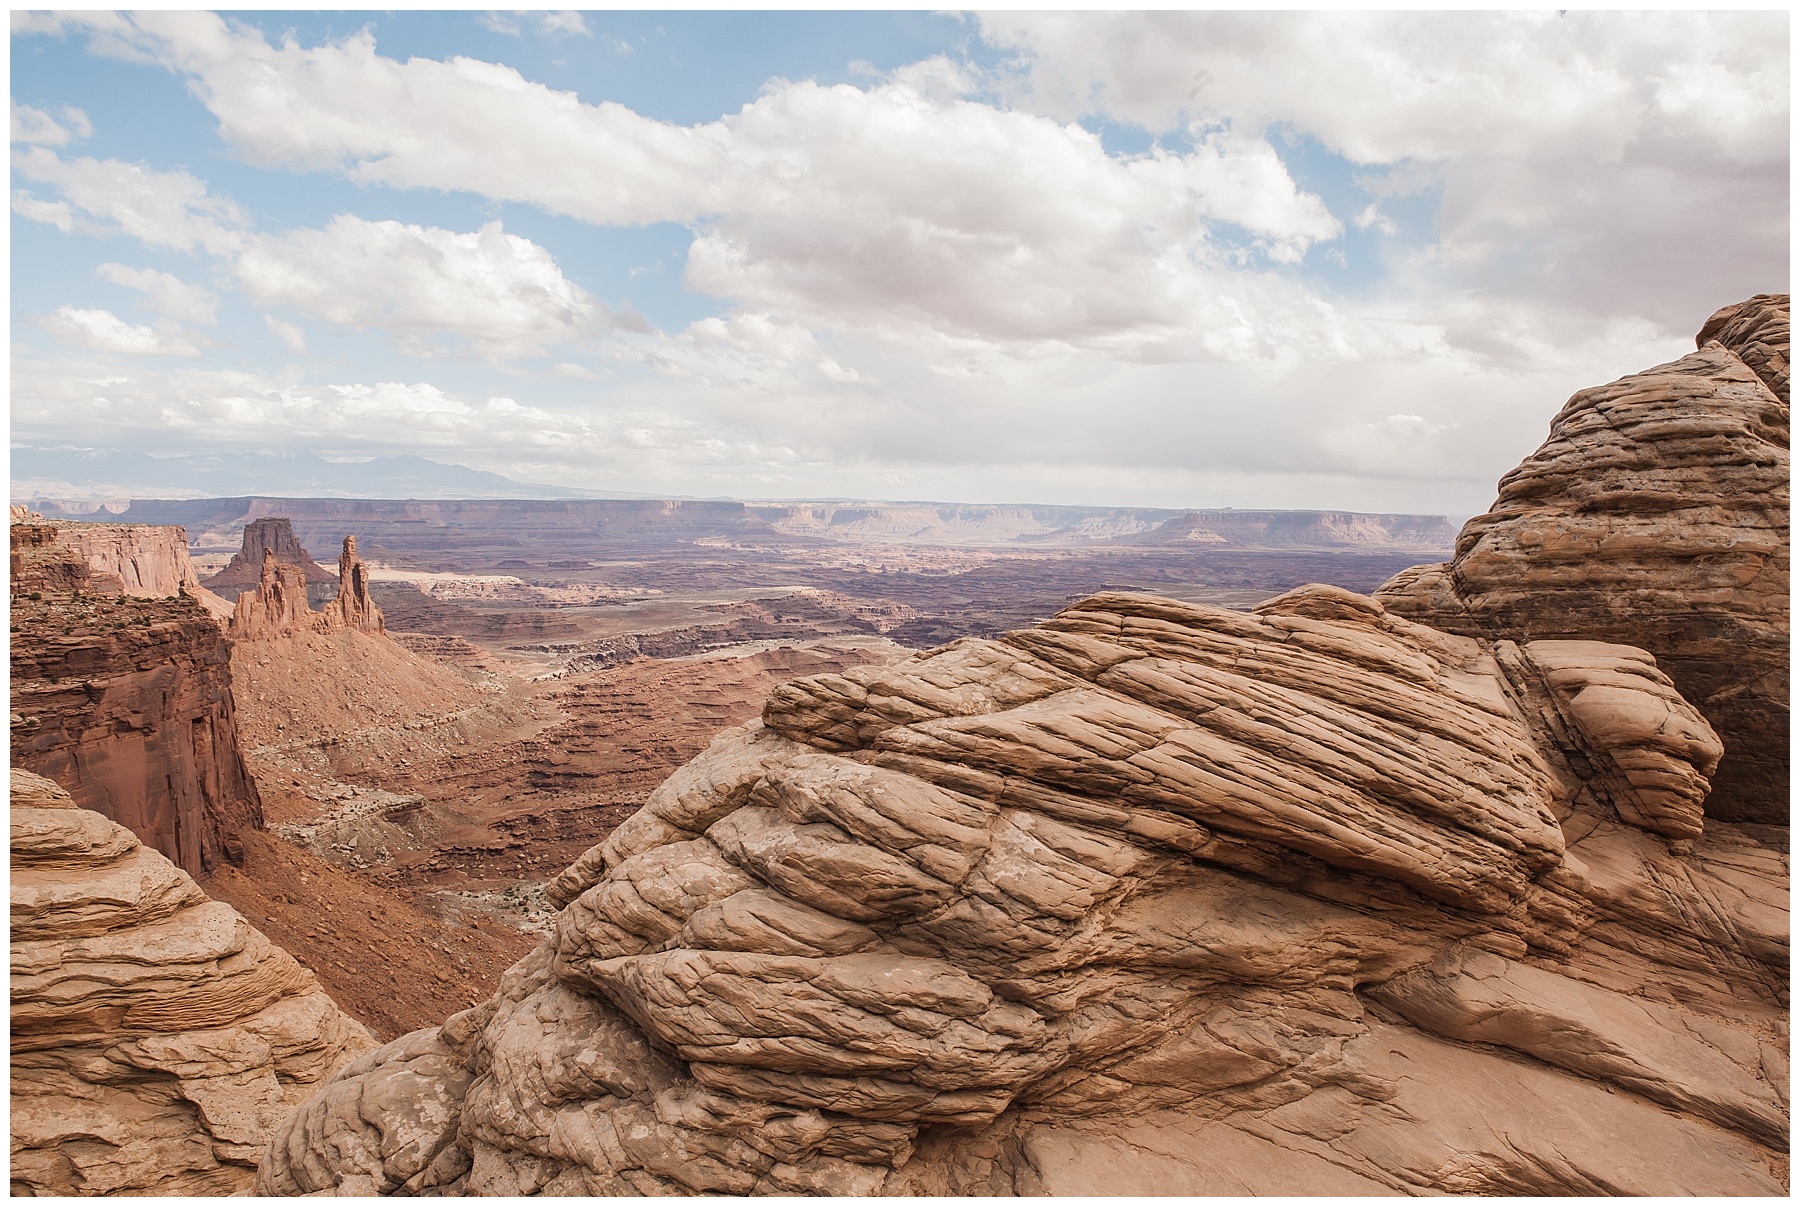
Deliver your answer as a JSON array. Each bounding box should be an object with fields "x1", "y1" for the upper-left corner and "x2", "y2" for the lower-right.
[
  {"x1": 12, "y1": 586, "x2": 264, "y2": 876},
  {"x1": 12, "y1": 519, "x2": 232, "y2": 619},
  {"x1": 1377, "y1": 293, "x2": 1790, "y2": 824},
  {"x1": 11, "y1": 770, "x2": 373, "y2": 1196}
]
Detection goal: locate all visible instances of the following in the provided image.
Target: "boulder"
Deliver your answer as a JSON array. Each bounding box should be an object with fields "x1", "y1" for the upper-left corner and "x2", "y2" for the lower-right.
[
  {"x1": 259, "y1": 586, "x2": 1785, "y2": 1196},
  {"x1": 10, "y1": 770, "x2": 374, "y2": 1196},
  {"x1": 1378, "y1": 294, "x2": 1789, "y2": 823}
]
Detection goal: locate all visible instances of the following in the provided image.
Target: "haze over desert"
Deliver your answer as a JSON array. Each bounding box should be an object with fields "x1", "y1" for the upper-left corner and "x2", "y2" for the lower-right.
[{"x1": 9, "y1": 10, "x2": 1790, "y2": 1199}]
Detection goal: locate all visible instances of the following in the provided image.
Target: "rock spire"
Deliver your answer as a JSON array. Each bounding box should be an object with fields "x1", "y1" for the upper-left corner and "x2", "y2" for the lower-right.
[
  {"x1": 229, "y1": 547, "x2": 316, "y2": 641},
  {"x1": 316, "y1": 535, "x2": 385, "y2": 635}
]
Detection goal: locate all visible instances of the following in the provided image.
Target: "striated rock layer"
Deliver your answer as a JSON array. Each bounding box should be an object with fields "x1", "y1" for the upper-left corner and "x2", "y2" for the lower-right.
[
  {"x1": 232, "y1": 536, "x2": 386, "y2": 641},
  {"x1": 11, "y1": 519, "x2": 233, "y2": 621},
  {"x1": 205, "y1": 516, "x2": 335, "y2": 594},
  {"x1": 10, "y1": 770, "x2": 374, "y2": 1196},
  {"x1": 261, "y1": 586, "x2": 1786, "y2": 1196},
  {"x1": 1378, "y1": 294, "x2": 1789, "y2": 824},
  {"x1": 12, "y1": 588, "x2": 264, "y2": 876}
]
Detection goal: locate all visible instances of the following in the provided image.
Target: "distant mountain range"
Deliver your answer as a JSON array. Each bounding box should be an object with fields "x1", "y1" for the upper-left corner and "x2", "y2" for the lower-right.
[
  {"x1": 9, "y1": 447, "x2": 648, "y2": 501},
  {"x1": 23, "y1": 495, "x2": 1458, "y2": 558}
]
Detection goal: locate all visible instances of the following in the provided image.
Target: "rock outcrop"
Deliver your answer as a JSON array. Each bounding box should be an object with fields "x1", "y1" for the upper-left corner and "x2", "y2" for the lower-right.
[
  {"x1": 205, "y1": 517, "x2": 335, "y2": 596},
  {"x1": 233, "y1": 536, "x2": 387, "y2": 640},
  {"x1": 260, "y1": 586, "x2": 1786, "y2": 1196},
  {"x1": 10, "y1": 770, "x2": 374, "y2": 1196},
  {"x1": 1378, "y1": 294, "x2": 1789, "y2": 824},
  {"x1": 11, "y1": 586, "x2": 264, "y2": 876},
  {"x1": 230, "y1": 549, "x2": 316, "y2": 641},
  {"x1": 11, "y1": 519, "x2": 233, "y2": 621},
  {"x1": 315, "y1": 536, "x2": 385, "y2": 635}
]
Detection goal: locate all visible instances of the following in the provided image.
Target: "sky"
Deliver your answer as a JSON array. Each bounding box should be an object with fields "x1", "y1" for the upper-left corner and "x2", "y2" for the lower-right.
[{"x1": 9, "y1": 9, "x2": 1790, "y2": 513}]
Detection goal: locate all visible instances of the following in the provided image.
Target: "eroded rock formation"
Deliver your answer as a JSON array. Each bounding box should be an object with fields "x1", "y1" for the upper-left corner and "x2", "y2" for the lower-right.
[
  {"x1": 316, "y1": 536, "x2": 385, "y2": 635},
  {"x1": 260, "y1": 586, "x2": 1786, "y2": 1196},
  {"x1": 11, "y1": 519, "x2": 233, "y2": 621},
  {"x1": 1378, "y1": 293, "x2": 1789, "y2": 824},
  {"x1": 10, "y1": 770, "x2": 374, "y2": 1196},
  {"x1": 230, "y1": 549, "x2": 316, "y2": 641},
  {"x1": 233, "y1": 536, "x2": 387, "y2": 640},
  {"x1": 12, "y1": 587, "x2": 264, "y2": 876},
  {"x1": 205, "y1": 517, "x2": 335, "y2": 596}
]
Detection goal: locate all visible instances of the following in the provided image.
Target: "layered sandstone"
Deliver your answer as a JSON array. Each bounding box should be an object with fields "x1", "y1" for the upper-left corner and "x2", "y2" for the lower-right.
[
  {"x1": 315, "y1": 536, "x2": 385, "y2": 635},
  {"x1": 10, "y1": 770, "x2": 374, "y2": 1196},
  {"x1": 1378, "y1": 294, "x2": 1789, "y2": 823},
  {"x1": 11, "y1": 519, "x2": 233, "y2": 621},
  {"x1": 233, "y1": 535, "x2": 387, "y2": 641},
  {"x1": 261, "y1": 586, "x2": 1786, "y2": 1196},
  {"x1": 11, "y1": 589, "x2": 263, "y2": 875},
  {"x1": 206, "y1": 517, "x2": 334, "y2": 594},
  {"x1": 230, "y1": 549, "x2": 316, "y2": 641}
]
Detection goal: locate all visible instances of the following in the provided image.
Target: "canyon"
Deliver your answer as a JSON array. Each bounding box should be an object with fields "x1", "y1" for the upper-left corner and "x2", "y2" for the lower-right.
[{"x1": 8, "y1": 294, "x2": 1788, "y2": 1196}]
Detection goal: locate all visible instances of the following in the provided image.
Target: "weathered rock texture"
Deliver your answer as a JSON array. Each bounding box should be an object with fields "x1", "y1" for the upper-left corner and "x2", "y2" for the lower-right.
[
  {"x1": 10, "y1": 770, "x2": 374, "y2": 1196},
  {"x1": 1378, "y1": 294, "x2": 1789, "y2": 824},
  {"x1": 11, "y1": 519, "x2": 233, "y2": 621},
  {"x1": 315, "y1": 536, "x2": 386, "y2": 635},
  {"x1": 233, "y1": 536, "x2": 387, "y2": 640},
  {"x1": 260, "y1": 586, "x2": 1786, "y2": 1196},
  {"x1": 230, "y1": 549, "x2": 316, "y2": 641},
  {"x1": 12, "y1": 589, "x2": 264, "y2": 876},
  {"x1": 205, "y1": 517, "x2": 335, "y2": 594}
]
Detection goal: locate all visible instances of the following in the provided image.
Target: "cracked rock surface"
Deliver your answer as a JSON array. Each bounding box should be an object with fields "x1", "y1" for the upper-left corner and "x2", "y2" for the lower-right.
[
  {"x1": 10, "y1": 769, "x2": 375, "y2": 1196},
  {"x1": 259, "y1": 579, "x2": 1787, "y2": 1195},
  {"x1": 1378, "y1": 292, "x2": 1789, "y2": 825}
]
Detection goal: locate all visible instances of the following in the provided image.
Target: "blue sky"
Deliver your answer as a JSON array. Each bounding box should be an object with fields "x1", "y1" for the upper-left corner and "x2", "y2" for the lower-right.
[{"x1": 10, "y1": 11, "x2": 1789, "y2": 510}]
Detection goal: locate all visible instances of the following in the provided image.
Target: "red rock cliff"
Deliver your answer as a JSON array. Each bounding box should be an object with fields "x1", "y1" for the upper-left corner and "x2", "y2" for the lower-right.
[{"x1": 11, "y1": 585, "x2": 264, "y2": 875}]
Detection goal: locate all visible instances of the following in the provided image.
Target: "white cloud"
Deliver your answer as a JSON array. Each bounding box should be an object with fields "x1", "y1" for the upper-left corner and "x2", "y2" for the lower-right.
[
  {"x1": 977, "y1": 12, "x2": 1788, "y2": 338},
  {"x1": 537, "y1": 12, "x2": 591, "y2": 38},
  {"x1": 264, "y1": 314, "x2": 307, "y2": 353},
  {"x1": 478, "y1": 11, "x2": 590, "y2": 39},
  {"x1": 95, "y1": 262, "x2": 218, "y2": 324},
  {"x1": 11, "y1": 146, "x2": 245, "y2": 253},
  {"x1": 12, "y1": 189, "x2": 74, "y2": 231},
  {"x1": 233, "y1": 215, "x2": 610, "y2": 360},
  {"x1": 38, "y1": 305, "x2": 203, "y2": 357},
  {"x1": 12, "y1": 102, "x2": 93, "y2": 146},
  {"x1": 58, "y1": 13, "x2": 1347, "y2": 361}
]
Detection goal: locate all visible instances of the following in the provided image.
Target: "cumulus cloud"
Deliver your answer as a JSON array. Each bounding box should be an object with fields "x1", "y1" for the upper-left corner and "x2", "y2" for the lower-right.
[
  {"x1": 12, "y1": 146, "x2": 246, "y2": 253},
  {"x1": 977, "y1": 11, "x2": 1789, "y2": 340},
  {"x1": 52, "y1": 13, "x2": 1349, "y2": 361},
  {"x1": 12, "y1": 101, "x2": 93, "y2": 145},
  {"x1": 233, "y1": 215, "x2": 611, "y2": 360},
  {"x1": 38, "y1": 305, "x2": 203, "y2": 357},
  {"x1": 95, "y1": 262, "x2": 218, "y2": 324}
]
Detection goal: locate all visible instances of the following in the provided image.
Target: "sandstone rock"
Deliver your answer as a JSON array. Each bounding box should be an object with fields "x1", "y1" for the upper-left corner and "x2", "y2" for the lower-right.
[
  {"x1": 205, "y1": 516, "x2": 336, "y2": 595},
  {"x1": 261, "y1": 586, "x2": 1785, "y2": 1196},
  {"x1": 315, "y1": 535, "x2": 385, "y2": 636},
  {"x1": 11, "y1": 520, "x2": 233, "y2": 621},
  {"x1": 10, "y1": 770, "x2": 374, "y2": 1196},
  {"x1": 12, "y1": 590, "x2": 263, "y2": 875},
  {"x1": 1377, "y1": 294, "x2": 1789, "y2": 824},
  {"x1": 230, "y1": 549, "x2": 316, "y2": 641}
]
